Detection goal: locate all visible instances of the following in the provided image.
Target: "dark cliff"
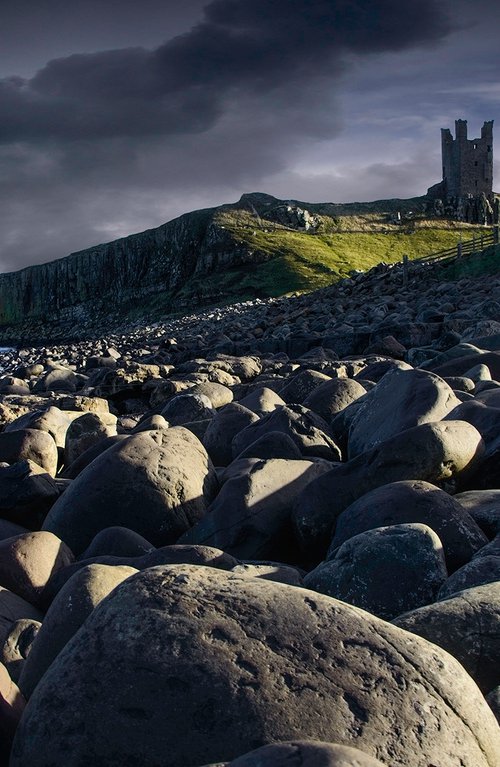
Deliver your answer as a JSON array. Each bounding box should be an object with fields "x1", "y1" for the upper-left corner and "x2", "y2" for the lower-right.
[{"x1": 0, "y1": 192, "x2": 440, "y2": 342}]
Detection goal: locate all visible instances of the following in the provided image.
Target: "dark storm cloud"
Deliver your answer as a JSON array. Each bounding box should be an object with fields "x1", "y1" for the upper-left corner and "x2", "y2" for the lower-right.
[{"x1": 0, "y1": 0, "x2": 451, "y2": 143}]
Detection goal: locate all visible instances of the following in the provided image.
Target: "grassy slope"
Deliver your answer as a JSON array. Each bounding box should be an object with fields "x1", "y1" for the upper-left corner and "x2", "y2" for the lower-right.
[{"x1": 174, "y1": 208, "x2": 484, "y2": 305}]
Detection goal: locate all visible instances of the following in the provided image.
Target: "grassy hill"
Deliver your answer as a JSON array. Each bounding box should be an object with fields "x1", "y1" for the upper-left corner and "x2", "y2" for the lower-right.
[{"x1": 173, "y1": 199, "x2": 485, "y2": 307}]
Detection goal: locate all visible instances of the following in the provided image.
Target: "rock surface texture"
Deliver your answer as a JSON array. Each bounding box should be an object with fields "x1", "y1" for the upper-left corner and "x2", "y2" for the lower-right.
[{"x1": 10, "y1": 567, "x2": 500, "y2": 767}]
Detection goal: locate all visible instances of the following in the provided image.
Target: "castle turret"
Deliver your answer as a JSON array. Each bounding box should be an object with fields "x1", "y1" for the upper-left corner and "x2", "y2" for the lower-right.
[{"x1": 441, "y1": 119, "x2": 493, "y2": 198}]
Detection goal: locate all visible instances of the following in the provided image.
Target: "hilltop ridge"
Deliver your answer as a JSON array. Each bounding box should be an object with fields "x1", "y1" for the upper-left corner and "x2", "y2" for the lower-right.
[{"x1": 0, "y1": 192, "x2": 483, "y2": 342}]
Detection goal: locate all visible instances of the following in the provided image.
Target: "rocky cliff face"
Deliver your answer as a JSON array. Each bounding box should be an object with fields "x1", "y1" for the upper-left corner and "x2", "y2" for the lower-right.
[
  {"x1": 0, "y1": 204, "x2": 245, "y2": 329},
  {"x1": 0, "y1": 192, "x2": 428, "y2": 341}
]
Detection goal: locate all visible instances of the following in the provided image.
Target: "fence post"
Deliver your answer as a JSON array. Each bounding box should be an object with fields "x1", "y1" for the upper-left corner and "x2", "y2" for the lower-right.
[
  {"x1": 494, "y1": 225, "x2": 499, "y2": 245},
  {"x1": 457, "y1": 238, "x2": 462, "y2": 260},
  {"x1": 403, "y1": 254, "x2": 409, "y2": 287}
]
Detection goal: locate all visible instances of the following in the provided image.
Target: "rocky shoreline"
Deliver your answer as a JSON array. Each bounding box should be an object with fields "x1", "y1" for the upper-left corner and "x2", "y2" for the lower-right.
[{"x1": 0, "y1": 255, "x2": 499, "y2": 765}]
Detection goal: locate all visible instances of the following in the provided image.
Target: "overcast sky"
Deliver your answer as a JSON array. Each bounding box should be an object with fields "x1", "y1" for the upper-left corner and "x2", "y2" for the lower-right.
[{"x1": 0, "y1": 0, "x2": 498, "y2": 271}]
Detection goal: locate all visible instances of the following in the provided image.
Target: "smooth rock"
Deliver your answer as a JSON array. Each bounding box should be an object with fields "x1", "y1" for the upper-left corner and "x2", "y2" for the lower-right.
[
  {"x1": 79, "y1": 526, "x2": 155, "y2": 560},
  {"x1": 454, "y1": 489, "x2": 500, "y2": 538},
  {"x1": 0, "y1": 429, "x2": 58, "y2": 477},
  {"x1": 0, "y1": 588, "x2": 42, "y2": 649},
  {"x1": 328, "y1": 480, "x2": 487, "y2": 573},
  {"x1": 203, "y1": 404, "x2": 259, "y2": 466},
  {"x1": 293, "y1": 421, "x2": 484, "y2": 562},
  {"x1": 200, "y1": 741, "x2": 386, "y2": 766},
  {"x1": 348, "y1": 368, "x2": 461, "y2": 458},
  {"x1": 179, "y1": 458, "x2": 331, "y2": 562},
  {"x1": 43, "y1": 427, "x2": 218, "y2": 554},
  {"x1": 0, "y1": 531, "x2": 74, "y2": 606},
  {"x1": 237, "y1": 386, "x2": 286, "y2": 417},
  {"x1": 64, "y1": 411, "x2": 117, "y2": 467},
  {"x1": 303, "y1": 378, "x2": 367, "y2": 423},
  {"x1": 0, "y1": 619, "x2": 41, "y2": 684},
  {"x1": 19, "y1": 564, "x2": 138, "y2": 699},
  {"x1": 10, "y1": 566, "x2": 500, "y2": 767},
  {"x1": 438, "y1": 556, "x2": 500, "y2": 599},
  {"x1": 394, "y1": 583, "x2": 500, "y2": 694},
  {"x1": 232, "y1": 405, "x2": 342, "y2": 462},
  {"x1": 305, "y1": 524, "x2": 447, "y2": 620}
]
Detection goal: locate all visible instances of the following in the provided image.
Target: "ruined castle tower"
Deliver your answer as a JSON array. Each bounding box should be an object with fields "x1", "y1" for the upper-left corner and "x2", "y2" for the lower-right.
[
  {"x1": 428, "y1": 119, "x2": 496, "y2": 223},
  {"x1": 441, "y1": 119, "x2": 493, "y2": 198}
]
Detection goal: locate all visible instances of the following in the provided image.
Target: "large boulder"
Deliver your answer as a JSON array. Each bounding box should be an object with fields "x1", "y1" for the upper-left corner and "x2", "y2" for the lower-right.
[
  {"x1": 304, "y1": 523, "x2": 448, "y2": 620},
  {"x1": 0, "y1": 429, "x2": 58, "y2": 477},
  {"x1": 0, "y1": 531, "x2": 74, "y2": 606},
  {"x1": 0, "y1": 588, "x2": 42, "y2": 649},
  {"x1": 10, "y1": 566, "x2": 500, "y2": 767},
  {"x1": 0, "y1": 661, "x2": 25, "y2": 763},
  {"x1": 394, "y1": 582, "x2": 500, "y2": 694},
  {"x1": 42, "y1": 544, "x2": 238, "y2": 606},
  {"x1": 293, "y1": 421, "x2": 483, "y2": 562},
  {"x1": 42, "y1": 427, "x2": 219, "y2": 555},
  {"x1": 232, "y1": 405, "x2": 342, "y2": 462},
  {"x1": 328, "y1": 480, "x2": 487, "y2": 573},
  {"x1": 438, "y1": 556, "x2": 500, "y2": 599},
  {"x1": 0, "y1": 460, "x2": 60, "y2": 529},
  {"x1": 0, "y1": 618, "x2": 40, "y2": 684},
  {"x1": 203, "y1": 404, "x2": 259, "y2": 466},
  {"x1": 179, "y1": 458, "x2": 331, "y2": 562},
  {"x1": 347, "y1": 368, "x2": 461, "y2": 458},
  {"x1": 19, "y1": 564, "x2": 138, "y2": 699},
  {"x1": 161, "y1": 393, "x2": 215, "y2": 426},
  {"x1": 3, "y1": 406, "x2": 71, "y2": 449},
  {"x1": 303, "y1": 378, "x2": 367, "y2": 423},
  {"x1": 237, "y1": 386, "x2": 286, "y2": 417},
  {"x1": 453, "y1": 490, "x2": 500, "y2": 538},
  {"x1": 63, "y1": 412, "x2": 117, "y2": 467},
  {"x1": 279, "y1": 370, "x2": 332, "y2": 404}
]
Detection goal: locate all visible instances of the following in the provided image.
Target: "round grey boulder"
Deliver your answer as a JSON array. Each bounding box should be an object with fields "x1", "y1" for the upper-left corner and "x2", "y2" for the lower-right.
[
  {"x1": 203, "y1": 403, "x2": 259, "y2": 466},
  {"x1": 43, "y1": 427, "x2": 219, "y2": 554},
  {"x1": 0, "y1": 531, "x2": 74, "y2": 606},
  {"x1": 78, "y1": 526, "x2": 154, "y2": 560},
  {"x1": 161, "y1": 393, "x2": 215, "y2": 425},
  {"x1": 394, "y1": 582, "x2": 500, "y2": 694},
  {"x1": 305, "y1": 524, "x2": 448, "y2": 620},
  {"x1": 10, "y1": 566, "x2": 500, "y2": 767},
  {"x1": 19, "y1": 563, "x2": 138, "y2": 699},
  {"x1": 348, "y1": 368, "x2": 461, "y2": 458},
  {"x1": 293, "y1": 421, "x2": 484, "y2": 563},
  {"x1": 232, "y1": 404, "x2": 342, "y2": 462},
  {"x1": 64, "y1": 412, "x2": 117, "y2": 467},
  {"x1": 237, "y1": 386, "x2": 286, "y2": 417},
  {"x1": 303, "y1": 378, "x2": 367, "y2": 423},
  {"x1": 0, "y1": 428, "x2": 58, "y2": 476},
  {"x1": 280, "y1": 369, "x2": 332, "y2": 404},
  {"x1": 0, "y1": 618, "x2": 41, "y2": 683},
  {"x1": 438, "y1": 556, "x2": 500, "y2": 599},
  {"x1": 328, "y1": 480, "x2": 487, "y2": 573},
  {"x1": 180, "y1": 458, "x2": 331, "y2": 562},
  {"x1": 453, "y1": 489, "x2": 500, "y2": 538}
]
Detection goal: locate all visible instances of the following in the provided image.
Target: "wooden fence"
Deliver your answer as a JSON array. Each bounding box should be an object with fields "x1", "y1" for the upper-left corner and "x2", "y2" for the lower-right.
[{"x1": 402, "y1": 226, "x2": 499, "y2": 286}]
